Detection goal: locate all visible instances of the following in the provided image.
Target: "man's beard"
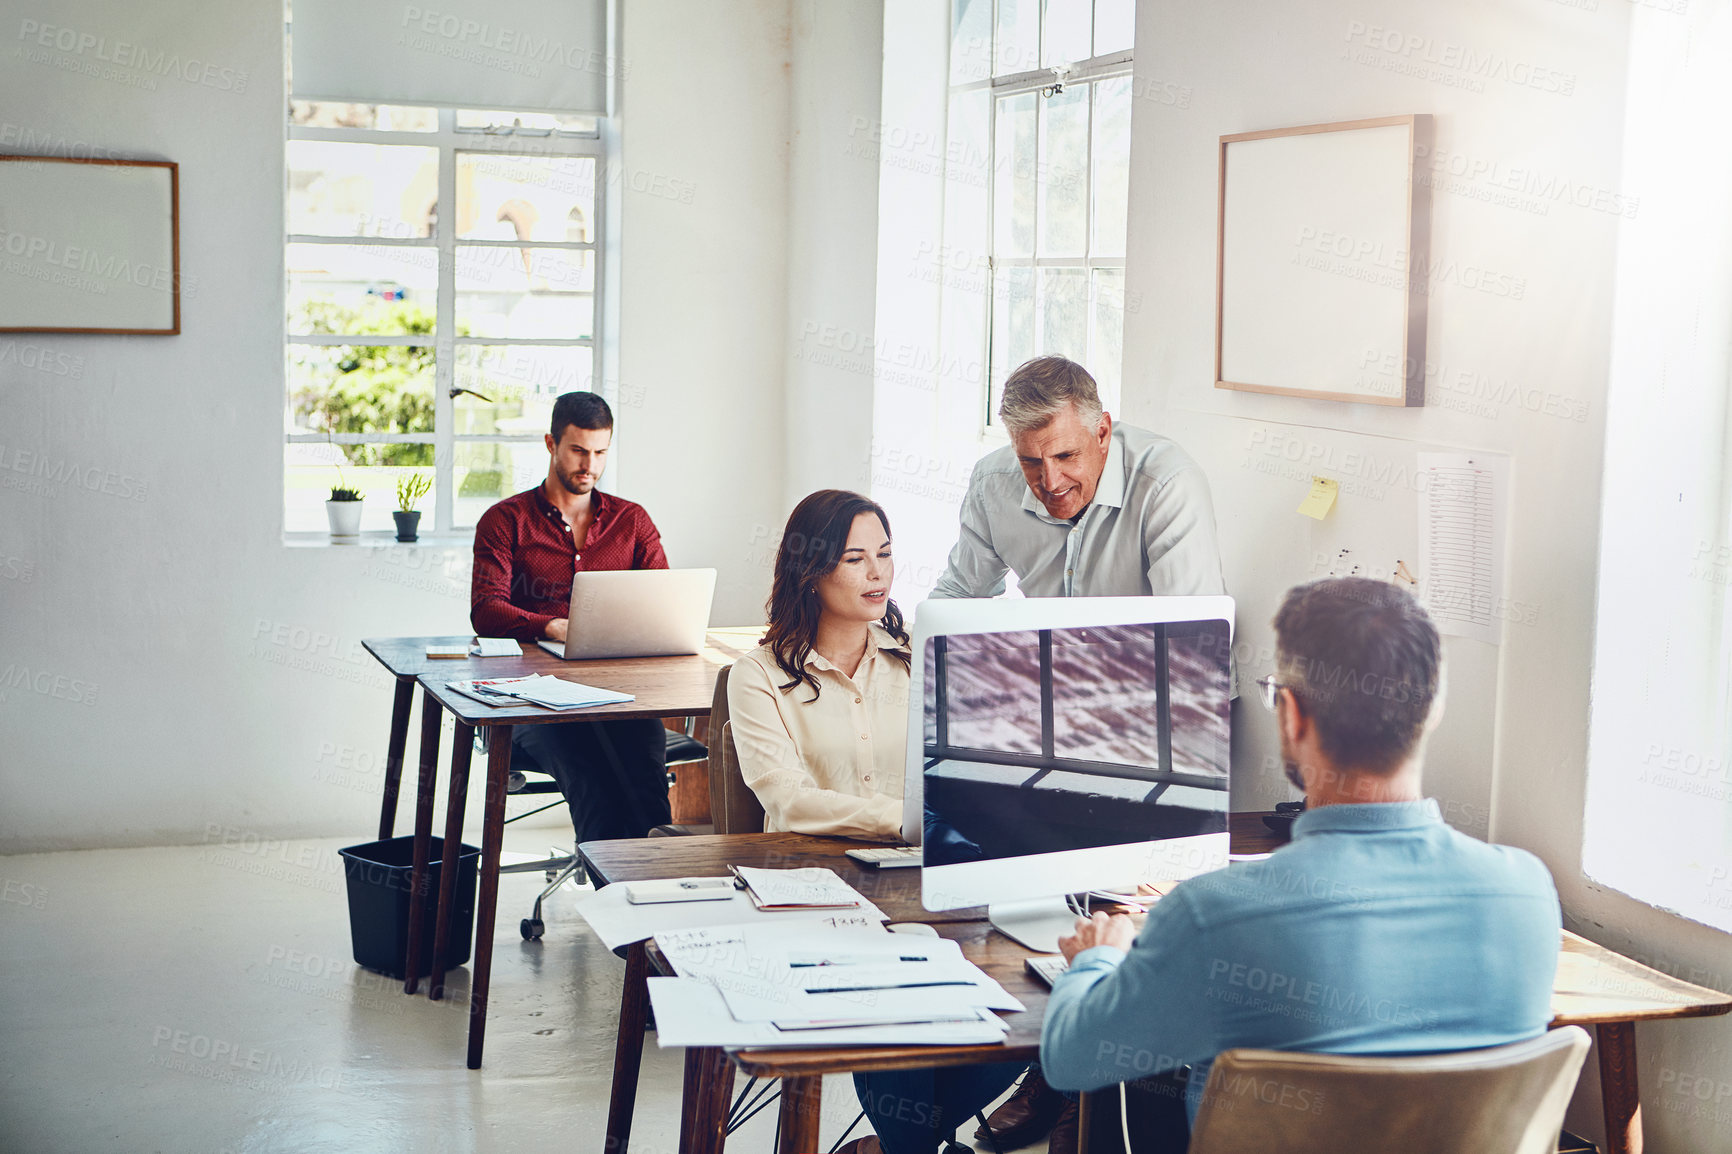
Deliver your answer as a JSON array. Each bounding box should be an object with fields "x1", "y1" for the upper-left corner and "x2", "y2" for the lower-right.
[{"x1": 557, "y1": 470, "x2": 594, "y2": 495}]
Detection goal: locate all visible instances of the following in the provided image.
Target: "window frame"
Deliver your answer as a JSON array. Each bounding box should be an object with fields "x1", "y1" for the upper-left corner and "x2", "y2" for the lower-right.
[
  {"x1": 284, "y1": 108, "x2": 608, "y2": 539},
  {"x1": 946, "y1": 0, "x2": 1133, "y2": 435}
]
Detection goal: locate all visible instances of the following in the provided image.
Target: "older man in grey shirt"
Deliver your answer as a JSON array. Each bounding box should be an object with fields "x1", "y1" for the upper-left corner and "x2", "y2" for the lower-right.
[
  {"x1": 930, "y1": 355, "x2": 1228, "y2": 1154},
  {"x1": 931, "y1": 355, "x2": 1225, "y2": 601}
]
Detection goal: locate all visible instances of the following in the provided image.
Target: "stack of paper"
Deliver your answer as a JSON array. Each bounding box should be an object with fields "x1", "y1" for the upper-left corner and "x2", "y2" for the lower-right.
[
  {"x1": 578, "y1": 880, "x2": 888, "y2": 953},
  {"x1": 646, "y1": 923, "x2": 1019, "y2": 1049},
  {"x1": 447, "y1": 675, "x2": 634, "y2": 710},
  {"x1": 733, "y1": 865, "x2": 864, "y2": 911}
]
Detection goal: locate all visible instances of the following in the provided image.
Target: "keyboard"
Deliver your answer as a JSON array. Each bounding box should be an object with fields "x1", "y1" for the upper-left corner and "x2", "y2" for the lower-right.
[
  {"x1": 844, "y1": 846, "x2": 922, "y2": 869},
  {"x1": 1024, "y1": 955, "x2": 1070, "y2": 988}
]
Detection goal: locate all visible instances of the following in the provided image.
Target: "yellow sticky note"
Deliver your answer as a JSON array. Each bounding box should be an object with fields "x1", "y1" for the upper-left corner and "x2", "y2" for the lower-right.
[{"x1": 1298, "y1": 477, "x2": 1338, "y2": 520}]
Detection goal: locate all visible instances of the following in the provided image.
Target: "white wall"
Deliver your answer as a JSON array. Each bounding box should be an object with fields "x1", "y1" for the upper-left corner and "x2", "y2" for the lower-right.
[
  {"x1": 0, "y1": 0, "x2": 856, "y2": 853},
  {"x1": 1125, "y1": 2, "x2": 1730, "y2": 1151}
]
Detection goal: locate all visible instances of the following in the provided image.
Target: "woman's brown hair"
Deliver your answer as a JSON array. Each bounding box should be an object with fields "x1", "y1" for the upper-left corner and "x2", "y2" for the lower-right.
[{"x1": 763, "y1": 490, "x2": 910, "y2": 701}]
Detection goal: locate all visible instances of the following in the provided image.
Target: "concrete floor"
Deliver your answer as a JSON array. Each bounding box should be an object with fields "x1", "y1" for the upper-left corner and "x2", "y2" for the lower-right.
[{"x1": 0, "y1": 826, "x2": 1036, "y2": 1154}]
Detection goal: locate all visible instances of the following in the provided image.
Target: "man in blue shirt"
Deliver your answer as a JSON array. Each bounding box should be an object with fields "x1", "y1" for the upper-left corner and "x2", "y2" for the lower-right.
[{"x1": 1041, "y1": 576, "x2": 1561, "y2": 1143}]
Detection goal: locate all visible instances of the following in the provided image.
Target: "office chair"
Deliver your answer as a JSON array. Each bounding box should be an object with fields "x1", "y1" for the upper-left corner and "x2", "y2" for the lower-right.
[
  {"x1": 490, "y1": 723, "x2": 708, "y2": 941},
  {"x1": 646, "y1": 663, "x2": 767, "y2": 836},
  {"x1": 1182, "y1": 1026, "x2": 1590, "y2": 1154}
]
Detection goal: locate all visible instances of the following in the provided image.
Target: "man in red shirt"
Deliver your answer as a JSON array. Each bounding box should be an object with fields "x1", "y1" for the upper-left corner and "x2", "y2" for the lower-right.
[{"x1": 471, "y1": 392, "x2": 672, "y2": 844}]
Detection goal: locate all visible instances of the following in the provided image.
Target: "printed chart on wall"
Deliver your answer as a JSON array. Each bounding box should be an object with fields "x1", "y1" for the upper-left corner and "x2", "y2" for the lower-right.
[{"x1": 1416, "y1": 452, "x2": 1509, "y2": 645}]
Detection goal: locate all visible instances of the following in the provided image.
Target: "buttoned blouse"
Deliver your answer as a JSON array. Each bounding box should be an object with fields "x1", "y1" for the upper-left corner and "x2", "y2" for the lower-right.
[{"x1": 726, "y1": 623, "x2": 910, "y2": 839}]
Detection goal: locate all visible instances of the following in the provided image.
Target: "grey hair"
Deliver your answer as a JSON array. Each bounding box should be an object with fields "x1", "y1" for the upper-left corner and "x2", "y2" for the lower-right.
[{"x1": 996, "y1": 356, "x2": 1105, "y2": 435}]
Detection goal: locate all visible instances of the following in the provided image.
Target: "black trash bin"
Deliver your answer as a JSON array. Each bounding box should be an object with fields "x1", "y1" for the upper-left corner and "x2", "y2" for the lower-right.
[{"x1": 339, "y1": 835, "x2": 480, "y2": 979}]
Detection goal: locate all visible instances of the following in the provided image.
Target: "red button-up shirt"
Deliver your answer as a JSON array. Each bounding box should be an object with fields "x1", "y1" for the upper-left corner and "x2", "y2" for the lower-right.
[{"x1": 470, "y1": 486, "x2": 669, "y2": 640}]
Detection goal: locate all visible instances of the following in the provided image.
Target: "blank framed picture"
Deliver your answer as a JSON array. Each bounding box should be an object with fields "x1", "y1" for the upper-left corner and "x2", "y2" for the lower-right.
[
  {"x1": 1215, "y1": 115, "x2": 1429, "y2": 406},
  {"x1": 0, "y1": 155, "x2": 180, "y2": 335}
]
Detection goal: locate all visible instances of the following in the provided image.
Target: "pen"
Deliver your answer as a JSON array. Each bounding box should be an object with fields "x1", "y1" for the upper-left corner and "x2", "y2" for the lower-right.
[{"x1": 803, "y1": 980, "x2": 974, "y2": 995}]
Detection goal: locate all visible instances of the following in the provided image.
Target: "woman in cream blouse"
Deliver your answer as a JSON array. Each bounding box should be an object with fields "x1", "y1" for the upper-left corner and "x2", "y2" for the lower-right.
[
  {"x1": 729, "y1": 491, "x2": 1023, "y2": 1154},
  {"x1": 728, "y1": 489, "x2": 909, "y2": 839}
]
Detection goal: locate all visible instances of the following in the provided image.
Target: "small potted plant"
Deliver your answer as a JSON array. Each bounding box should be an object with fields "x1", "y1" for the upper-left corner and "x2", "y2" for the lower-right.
[
  {"x1": 326, "y1": 467, "x2": 364, "y2": 541},
  {"x1": 394, "y1": 473, "x2": 432, "y2": 542}
]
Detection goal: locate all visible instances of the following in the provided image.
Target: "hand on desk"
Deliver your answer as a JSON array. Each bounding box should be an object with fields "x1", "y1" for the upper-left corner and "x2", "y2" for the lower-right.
[
  {"x1": 545, "y1": 618, "x2": 569, "y2": 643},
  {"x1": 1058, "y1": 911, "x2": 1137, "y2": 963}
]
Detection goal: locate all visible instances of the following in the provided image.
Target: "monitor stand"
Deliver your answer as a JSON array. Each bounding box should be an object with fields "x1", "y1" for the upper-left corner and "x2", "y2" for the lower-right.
[{"x1": 987, "y1": 897, "x2": 1078, "y2": 954}]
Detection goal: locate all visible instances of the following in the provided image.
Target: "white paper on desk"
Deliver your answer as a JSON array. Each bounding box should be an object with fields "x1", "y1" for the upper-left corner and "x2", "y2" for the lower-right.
[
  {"x1": 577, "y1": 884, "x2": 885, "y2": 952},
  {"x1": 509, "y1": 674, "x2": 634, "y2": 709},
  {"x1": 656, "y1": 924, "x2": 1024, "y2": 1023},
  {"x1": 646, "y1": 977, "x2": 1008, "y2": 1049},
  {"x1": 733, "y1": 865, "x2": 864, "y2": 909}
]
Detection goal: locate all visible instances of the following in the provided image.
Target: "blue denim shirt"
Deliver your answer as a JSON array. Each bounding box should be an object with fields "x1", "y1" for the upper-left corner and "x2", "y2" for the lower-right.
[{"x1": 1039, "y1": 800, "x2": 1561, "y2": 1123}]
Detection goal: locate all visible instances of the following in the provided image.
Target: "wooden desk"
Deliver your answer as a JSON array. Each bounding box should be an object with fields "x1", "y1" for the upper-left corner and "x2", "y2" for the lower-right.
[
  {"x1": 360, "y1": 629, "x2": 760, "y2": 1070},
  {"x1": 581, "y1": 830, "x2": 1732, "y2": 1154}
]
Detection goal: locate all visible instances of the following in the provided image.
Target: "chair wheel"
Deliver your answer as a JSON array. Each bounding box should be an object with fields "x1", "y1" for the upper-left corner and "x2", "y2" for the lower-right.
[{"x1": 521, "y1": 918, "x2": 544, "y2": 941}]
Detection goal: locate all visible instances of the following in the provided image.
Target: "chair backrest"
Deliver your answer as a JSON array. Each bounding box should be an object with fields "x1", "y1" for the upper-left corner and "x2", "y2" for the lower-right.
[
  {"x1": 1186, "y1": 1026, "x2": 1591, "y2": 1154},
  {"x1": 705, "y1": 665, "x2": 765, "y2": 835}
]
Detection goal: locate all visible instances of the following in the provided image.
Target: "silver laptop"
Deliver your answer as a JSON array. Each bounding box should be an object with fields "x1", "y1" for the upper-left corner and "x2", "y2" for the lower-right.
[{"x1": 536, "y1": 568, "x2": 717, "y2": 660}]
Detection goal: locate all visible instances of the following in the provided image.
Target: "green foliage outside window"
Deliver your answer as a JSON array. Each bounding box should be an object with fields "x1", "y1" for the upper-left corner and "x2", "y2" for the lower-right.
[{"x1": 290, "y1": 298, "x2": 443, "y2": 467}]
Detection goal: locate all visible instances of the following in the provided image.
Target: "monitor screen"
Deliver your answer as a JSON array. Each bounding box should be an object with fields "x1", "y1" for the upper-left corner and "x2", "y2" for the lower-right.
[
  {"x1": 908, "y1": 596, "x2": 1235, "y2": 914},
  {"x1": 922, "y1": 620, "x2": 1230, "y2": 866}
]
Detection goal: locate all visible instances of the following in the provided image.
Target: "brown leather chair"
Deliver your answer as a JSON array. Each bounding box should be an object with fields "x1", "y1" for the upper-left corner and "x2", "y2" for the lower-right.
[
  {"x1": 1184, "y1": 1025, "x2": 1591, "y2": 1154},
  {"x1": 706, "y1": 665, "x2": 766, "y2": 834}
]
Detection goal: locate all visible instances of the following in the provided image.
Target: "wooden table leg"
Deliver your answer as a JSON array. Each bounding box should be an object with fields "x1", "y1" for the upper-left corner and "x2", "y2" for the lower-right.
[
  {"x1": 777, "y1": 1075, "x2": 822, "y2": 1154},
  {"x1": 465, "y1": 724, "x2": 512, "y2": 1070},
  {"x1": 1596, "y1": 1020, "x2": 1644, "y2": 1154},
  {"x1": 604, "y1": 941, "x2": 651, "y2": 1154},
  {"x1": 429, "y1": 721, "x2": 474, "y2": 1001},
  {"x1": 377, "y1": 676, "x2": 415, "y2": 839},
  {"x1": 679, "y1": 1046, "x2": 736, "y2": 1154},
  {"x1": 402, "y1": 688, "x2": 443, "y2": 995}
]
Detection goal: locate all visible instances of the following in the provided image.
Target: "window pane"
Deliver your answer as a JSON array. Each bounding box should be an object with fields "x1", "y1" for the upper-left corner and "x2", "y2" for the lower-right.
[
  {"x1": 288, "y1": 243, "x2": 439, "y2": 334},
  {"x1": 1091, "y1": 77, "x2": 1132, "y2": 258},
  {"x1": 994, "y1": 0, "x2": 1040, "y2": 76},
  {"x1": 993, "y1": 93, "x2": 1037, "y2": 259},
  {"x1": 991, "y1": 266, "x2": 1036, "y2": 410},
  {"x1": 1093, "y1": 0, "x2": 1135, "y2": 56},
  {"x1": 289, "y1": 102, "x2": 437, "y2": 131},
  {"x1": 456, "y1": 109, "x2": 599, "y2": 134},
  {"x1": 1039, "y1": 267, "x2": 1088, "y2": 362},
  {"x1": 288, "y1": 344, "x2": 435, "y2": 444},
  {"x1": 1042, "y1": 0, "x2": 1092, "y2": 68},
  {"x1": 1168, "y1": 625, "x2": 1232, "y2": 781},
  {"x1": 454, "y1": 441, "x2": 553, "y2": 528},
  {"x1": 931, "y1": 632, "x2": 1044, "y2": 755},
  {"x1": 945, "y1": 89, "x2": 991, "y2": 258},
  {"x1": 288, "y1": 142, "x2": 439, "y2": 238},
  {"x1": 454, "y1": 346, "x2": 593, "y2": 433},
  {"x1": 284, "y1": 454, "x2": 436, "y2": 534},
  {"x1": 456, "y1": 246, "x2": 594, "y2": 339},
  {"x1": 456, "y1": 153, "x2": 597, "y2": 243},
  {"x1": 1037, "y1": 85, "x2": 1090, "y2": 258},
  {"x1": 1089, "y1": 268, "x2": 1125, "y2": 412},
  {"x1": 950, "y1": 0, "x2": 993, "y2": 84}
]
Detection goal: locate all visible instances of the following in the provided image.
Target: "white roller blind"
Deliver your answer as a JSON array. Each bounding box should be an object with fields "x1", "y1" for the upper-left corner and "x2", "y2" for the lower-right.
[{"x1": 291, "y1": 0, "x2": 611, "y2": 114}]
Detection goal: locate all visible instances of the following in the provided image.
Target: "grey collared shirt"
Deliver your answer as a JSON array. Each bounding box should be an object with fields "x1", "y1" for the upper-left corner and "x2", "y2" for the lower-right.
[{"x1": 930, "y1": 423, "x2": 1227, "y2": 599}]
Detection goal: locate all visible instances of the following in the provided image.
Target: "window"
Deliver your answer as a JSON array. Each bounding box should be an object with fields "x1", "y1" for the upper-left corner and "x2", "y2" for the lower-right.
[
  {"x1": 944, "y1": 0, "x2": 1134, "y2": 430},
  {"x1": 284, "y1": 103, "x2": 605, "y2": 535}
]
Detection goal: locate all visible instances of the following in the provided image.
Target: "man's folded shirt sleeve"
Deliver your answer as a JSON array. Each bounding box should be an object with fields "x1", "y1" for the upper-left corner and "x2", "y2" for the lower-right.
[
  {"x1": 930, "y1": 465, "x2": 1009, "y2": 600},
  {"x1": 470, "y1": 507, "x2": 557, "y2": 640},
  {"x1": 1040, "y1": 891, "x2": 1219, "y2": 1091}
]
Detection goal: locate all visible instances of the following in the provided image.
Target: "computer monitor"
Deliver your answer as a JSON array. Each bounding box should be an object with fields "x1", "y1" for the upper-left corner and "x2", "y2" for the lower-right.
[{"x1": 904, "y1": 596, "x2": 1235, "y2": 950}]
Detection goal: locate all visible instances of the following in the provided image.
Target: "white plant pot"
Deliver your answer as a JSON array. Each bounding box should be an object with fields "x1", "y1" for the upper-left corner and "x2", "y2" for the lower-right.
[{"x1": 326, "y1": 499, "x2": 364, "y2": 540}]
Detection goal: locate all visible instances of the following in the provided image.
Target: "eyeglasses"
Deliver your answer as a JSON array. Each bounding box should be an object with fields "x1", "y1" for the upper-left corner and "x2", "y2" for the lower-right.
[{"x1": 1255, "y1": 675, "x2": 1288, "y2": 712}]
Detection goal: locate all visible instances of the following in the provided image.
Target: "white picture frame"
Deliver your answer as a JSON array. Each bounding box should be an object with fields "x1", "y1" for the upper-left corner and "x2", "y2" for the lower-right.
[
  {"x1": 0, "y1": 155, "x2": 180, "y2": 335},
  {"x1": 1215, "y1": 116, "x2": 1429, "y2": 407}
]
